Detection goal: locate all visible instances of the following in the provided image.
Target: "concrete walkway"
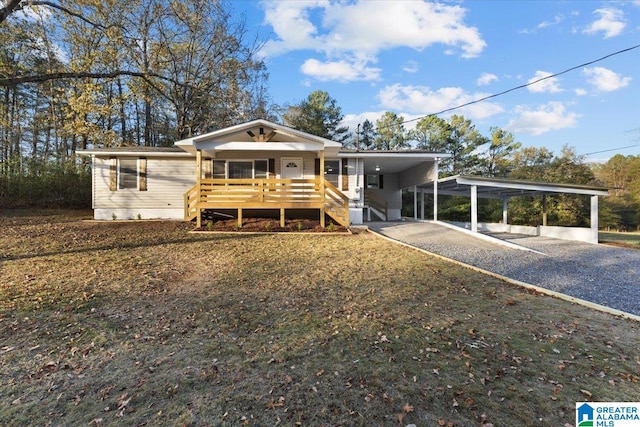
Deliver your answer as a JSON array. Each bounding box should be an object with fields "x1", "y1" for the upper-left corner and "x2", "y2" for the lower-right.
[{"x1": 367, "y1": 221, "x2": 640, "y2": 318}]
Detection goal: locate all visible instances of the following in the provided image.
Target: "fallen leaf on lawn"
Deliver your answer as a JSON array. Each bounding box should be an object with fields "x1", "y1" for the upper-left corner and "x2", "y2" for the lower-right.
[
  {"x1": 403, "y1": 403, "x2": 414, "y2": 413},
  {"x1": 580, "y1": 389, "x2": 592, "y2": 398},
  {"x1": 266, "y1": 396, "x2": 285, "y2": 409}
]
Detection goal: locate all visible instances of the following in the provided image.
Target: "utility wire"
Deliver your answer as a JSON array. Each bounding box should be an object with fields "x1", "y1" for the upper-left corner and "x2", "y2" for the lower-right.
[
  {"x1": 381, "y1": 43, "x2": 640, "y2": 129},
  {"x1": 581, "y1": 144, "x2": 638, "y2": 157}
]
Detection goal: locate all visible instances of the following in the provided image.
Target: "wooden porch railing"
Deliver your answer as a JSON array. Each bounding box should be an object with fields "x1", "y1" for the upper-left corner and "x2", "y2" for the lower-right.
[
  {"x1": 184, "y1": 178, "x2": 349, "y2": 227},
  {"x1": 364, "y1": 190, "x2": 388, "y2": 221}
]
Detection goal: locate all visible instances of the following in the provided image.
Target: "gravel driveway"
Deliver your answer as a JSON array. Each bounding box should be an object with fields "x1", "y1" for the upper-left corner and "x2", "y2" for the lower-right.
[{"x1": 368, "y1": 221, "x2": 640, "y2": 317}]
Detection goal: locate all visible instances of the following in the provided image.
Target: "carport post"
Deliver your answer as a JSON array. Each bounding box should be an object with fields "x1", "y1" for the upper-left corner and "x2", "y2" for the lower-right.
[
  {"x1": 591, "y1": 195, "x2": 599, "y2": 244},
  {"x1": 414, "y1": 185, "x2": 418, "y2": 221},
  {"x1": 470, "y1": 185, "x2": 478, "y2": 232},
  {"x1": 420, "y1": 188, "x2": 425, "y2": 221},
  {"x1": 433, "y1": 179, "x2": 438, "y2": 221},
  {"x1": 502, "y1": 198, "x2": 508, "y2": 226}
]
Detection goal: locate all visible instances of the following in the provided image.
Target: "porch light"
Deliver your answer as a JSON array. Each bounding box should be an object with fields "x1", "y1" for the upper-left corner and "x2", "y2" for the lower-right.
[{"x1": 375, "y1": 165, "x2": 380, "y2": 172}]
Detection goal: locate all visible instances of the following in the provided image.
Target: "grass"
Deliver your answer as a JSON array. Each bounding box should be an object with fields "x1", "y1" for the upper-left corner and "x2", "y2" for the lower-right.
[
  {"x1": 1, "y1": 210, "x2": 639, "y2": 426},
  {"x1": 600, "y1": 231, "x2": 640, "y2": 249}
]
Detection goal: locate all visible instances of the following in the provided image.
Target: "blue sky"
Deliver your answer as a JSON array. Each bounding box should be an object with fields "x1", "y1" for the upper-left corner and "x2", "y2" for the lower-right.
[{"x1": 235, "y1": 0, "x2": 640, "y2": 162}]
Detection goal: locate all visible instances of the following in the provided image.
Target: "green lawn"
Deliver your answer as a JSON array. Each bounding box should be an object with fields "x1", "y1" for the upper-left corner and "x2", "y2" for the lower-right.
[
  {"x1": 600, "y1": 231, "x2": 640, "y2": 248},
  {"x1": 1, "y1": 210, "x2": 639, "y2": 426}
]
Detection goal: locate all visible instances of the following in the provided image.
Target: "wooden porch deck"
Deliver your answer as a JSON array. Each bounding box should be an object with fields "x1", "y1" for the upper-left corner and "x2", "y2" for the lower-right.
[{"x1": 184, "y1": 178, "x2": 350, "y2": 228}]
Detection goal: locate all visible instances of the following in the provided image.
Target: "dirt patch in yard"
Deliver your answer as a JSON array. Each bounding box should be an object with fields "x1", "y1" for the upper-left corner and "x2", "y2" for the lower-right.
[{"x1": 197, "y1": 217, "x2": 348, "y2": 232}]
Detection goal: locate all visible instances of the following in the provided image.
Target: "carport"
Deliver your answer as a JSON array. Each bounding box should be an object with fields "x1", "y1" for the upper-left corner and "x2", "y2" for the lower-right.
[{"x1": 413, "y1": 175, "x2": 609, "y2": 244}]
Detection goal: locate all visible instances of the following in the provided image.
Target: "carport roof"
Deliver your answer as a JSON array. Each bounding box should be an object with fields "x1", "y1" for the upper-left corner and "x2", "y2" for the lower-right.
[{"x1": 425, "y1": 175, "x2": 609, "y2": 199}]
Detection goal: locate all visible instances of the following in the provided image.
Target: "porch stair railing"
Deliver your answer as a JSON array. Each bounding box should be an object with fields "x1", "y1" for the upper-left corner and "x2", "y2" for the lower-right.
[
  {"x1": 364, "y1": 190, "x2": 388, "y2": 221},
  {"x1": 184, "y1": 178, "x2": 349, "y2": 227}
]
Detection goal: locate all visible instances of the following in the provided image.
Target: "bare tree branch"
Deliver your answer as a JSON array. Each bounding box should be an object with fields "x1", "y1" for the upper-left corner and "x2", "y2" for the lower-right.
[
  {"x1": 0, "y1": 70, "x2": 181, "y2": 88},
  {"x1": 1, "y1": 0, "x2": 108, "y2": 28},
  {"x1": 0, "y1": 0, "x2": 23, "y2": 24}
]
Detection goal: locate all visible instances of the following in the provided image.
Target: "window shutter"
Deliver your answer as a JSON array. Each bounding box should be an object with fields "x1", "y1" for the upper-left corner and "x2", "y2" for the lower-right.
[
  {"x1": 314, "y1": 158, "x2": 320, "y2": 176},
  {"x1": 139, "y1": 158, "x2": 147, "y2": 191},
  {"x1": 341, "y1": 159, "x2": 349, "y2": 191},
  {"x1": 379, "y1": 175, "x2": 384, "y2": 189},
  {"x1": 109, "y1": 157, "x2": 117, "y2": 191},
  {"x1": 268, "y1": 158, "x2": 275, "y2": 178},
  {"x1": 202, "y1": 159, "x2": 212, "y2": 179}
]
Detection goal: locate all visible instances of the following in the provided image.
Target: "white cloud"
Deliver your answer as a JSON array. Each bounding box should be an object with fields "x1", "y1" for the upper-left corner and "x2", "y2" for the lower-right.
[
  {"x1": 300, "y1": 58, "x2": 381, "y2": 82},
  {"x1": 583, "y1": 66, "x2": 631, "y2": 92},
  {"x1": 477, "y1": 72, "x2": 498, "y2": 86},
  {"x1": 583, "y1": 7, "x2": 626, "y2": 38},
  {"x1": 341, "y1": 111, "x2": 425, "y2": 134},
  {"x1": 537, "y1": 14, "x2": 565, "y2": 30},
  {"x1": 527, "y1": 71, "x2": 562, "y2": 93},
  {"x1": 520, "y1": 14, "x2": 565, "y2": 33},
  {"x1": 574, "y1": 88, "x2": 587, "y2": 96},
  {"x1": 506, "y1": 102, "x2": 580, "y2": 136},
  {"x1": 377, "y1": 84, "x2": 503, "y2": 120},
  {"x1": 403, "y1": 61, "x2": 419, "y2": 73},
  {"x1": 260, "y1": 0, "x2": 486, "y2": 81}
]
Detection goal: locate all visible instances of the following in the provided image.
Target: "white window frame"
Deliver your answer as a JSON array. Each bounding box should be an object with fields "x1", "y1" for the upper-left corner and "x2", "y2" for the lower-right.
[
  {"x1": 118, "y1": 158, "x2": 139, "y2": 190},
  {"x1": 220, "y1": 159, "x2": 269, "y2": 179}
]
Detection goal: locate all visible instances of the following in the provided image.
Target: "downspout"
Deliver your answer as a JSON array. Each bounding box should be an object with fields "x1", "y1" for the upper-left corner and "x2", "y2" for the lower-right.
[
  {"x1": 433, "y1": 158, "x2": 439, "y2": 222},
  {"x1": 355, "y1": 157, "x2": 361, "y2": 205}
]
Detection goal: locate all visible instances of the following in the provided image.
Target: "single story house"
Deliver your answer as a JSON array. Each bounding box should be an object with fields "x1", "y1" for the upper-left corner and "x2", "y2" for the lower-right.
[
  {"x1": 76, "y1": 119, "x2": 447, "y2": 228},
  {"x1": 77, "y1": 119, "x2": 609, "y2": 243}
]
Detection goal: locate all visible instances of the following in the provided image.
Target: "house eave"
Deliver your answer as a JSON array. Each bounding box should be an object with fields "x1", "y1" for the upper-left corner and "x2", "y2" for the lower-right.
[{"x1": 76, "y1": 148, "x2": 194, "y2": 158}]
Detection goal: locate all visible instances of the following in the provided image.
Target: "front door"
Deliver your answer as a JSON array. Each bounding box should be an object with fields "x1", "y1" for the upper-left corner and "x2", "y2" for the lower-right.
[{"x1": 281, "y1": 158, "x2": 303, "y2": 179}]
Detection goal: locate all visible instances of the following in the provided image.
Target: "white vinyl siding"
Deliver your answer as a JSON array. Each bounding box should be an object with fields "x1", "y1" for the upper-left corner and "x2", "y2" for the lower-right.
[
  {"x1": 398, "y1": 161, "x2": 437, "y2": 188},
  {"x1": 94, "y1": 156, "x2": 196, "y2": 212}
]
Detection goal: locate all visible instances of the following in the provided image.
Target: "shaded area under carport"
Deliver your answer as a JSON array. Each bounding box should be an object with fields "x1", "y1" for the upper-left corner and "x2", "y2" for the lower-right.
[{"x1": 406, "y1": 175, "x2": 609, "y2": 244}]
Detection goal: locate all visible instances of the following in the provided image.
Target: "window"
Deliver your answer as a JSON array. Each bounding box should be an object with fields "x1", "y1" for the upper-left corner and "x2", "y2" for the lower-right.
[
  {"x1": 324, "y1": 160, "x2": 339, "y2": 187},
  {"x1": 366, "y1": 174, "x2": 383, "y2": 189},
  {"x1": 119, "y1": 159, "x2": 138, "y2": 189},
  {"x1": 215, "y1": 160, "x2": 270, "y2": 179},
  {"x1": 228, "y1": 161, "x2": 253, "y2": 179},
  {"x1": 213, "y1": 160, "x2": 226, "y2": 179},
  {"x1": 110, "y1": 157, "x2": 146, "y2": 191},
  {"x1": 255, "y1": 160, "x2": 268, "y2": 179}
]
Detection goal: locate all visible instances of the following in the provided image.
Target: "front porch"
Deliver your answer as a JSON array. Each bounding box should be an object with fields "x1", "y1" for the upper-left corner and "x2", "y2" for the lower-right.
[{"x1": 184, "y1": 177, "x2": 349, "y2": 228}]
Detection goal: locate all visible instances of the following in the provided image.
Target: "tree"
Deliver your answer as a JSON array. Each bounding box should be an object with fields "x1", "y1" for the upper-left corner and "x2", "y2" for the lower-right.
[
  {"x1": 410, "y1": 115, "x2": 450, "y2": 151},
  {"x1": 481, "y1": 127, "x2": 521, "y2": 177},
  {"x1": 374, "y1": 111, "x2": 408, "y2": 150},
  {"x1": 593, "y1": 154, "x2": 640, "y2": 230},
  {"x1": 282, "y1": 90, "x2": 349, "y2": 142},
  {"x1": 508, "y1": 146, "x2": 554, "y2": 181},
  {"x1": 358, "y1": 119, "x2": 376, "y2": 150},
  {"x1": 409, "y1": 114, "x2": 485, "y2": 174},
  {"x1": 0, "y1": 0, "x2": 272, "y2": 207}
]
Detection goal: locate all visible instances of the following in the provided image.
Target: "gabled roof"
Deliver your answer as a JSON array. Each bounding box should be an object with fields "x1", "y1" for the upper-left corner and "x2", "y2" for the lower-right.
[{"x1": 175, "y1": 119, "x2": 343, "y2": 154}]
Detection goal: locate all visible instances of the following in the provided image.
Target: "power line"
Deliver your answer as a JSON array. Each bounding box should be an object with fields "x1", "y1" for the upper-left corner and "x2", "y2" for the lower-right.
[
  {"x1": 581, "y1": 144, "x2": 639, "y2": 157},
  {"x1": 384, "y1": 43, "x2": 640, "y2": 128}
]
